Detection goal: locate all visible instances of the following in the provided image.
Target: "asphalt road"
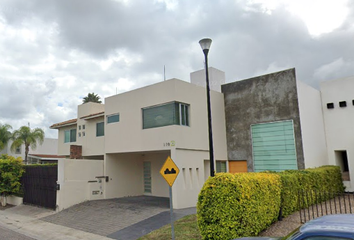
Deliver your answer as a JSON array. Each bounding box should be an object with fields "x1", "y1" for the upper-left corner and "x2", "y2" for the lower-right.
[{"x1": 0, "y1": 225, "x2": 36, "y2": 240}]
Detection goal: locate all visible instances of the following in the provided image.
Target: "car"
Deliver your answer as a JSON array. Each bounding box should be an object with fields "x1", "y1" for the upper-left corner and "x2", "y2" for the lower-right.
[{"x1": 233, "y1": 214, "x2": 354, "y2": 240}]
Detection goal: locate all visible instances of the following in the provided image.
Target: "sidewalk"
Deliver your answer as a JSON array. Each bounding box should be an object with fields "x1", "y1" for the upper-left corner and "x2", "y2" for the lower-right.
[{"x1": 0, "y1": 205, "x2": 113, "y2": 240}]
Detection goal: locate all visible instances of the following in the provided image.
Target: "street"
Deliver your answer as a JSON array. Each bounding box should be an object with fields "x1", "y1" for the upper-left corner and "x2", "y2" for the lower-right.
[{"x1": 0, "y1": 225, "x2": 36, "y2": 240}]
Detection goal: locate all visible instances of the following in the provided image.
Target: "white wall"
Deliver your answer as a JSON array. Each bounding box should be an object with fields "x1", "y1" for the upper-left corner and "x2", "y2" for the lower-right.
[
  {"x1": 104, "y1": 79, "x2": 228, "y2": 160},
  {"x1": 171, "y1": 148, "x2": 209, "y2": 209},
  {"x1": 297, "y1": 81, "x2": 328, "y2": 168},
  {"x1": 57, "y1": 159, "x2": 104, "y2": 211},
  {"x1": 190, "y1": 67, "x2": 226, "y2": 92},
  {"x1": 104, "y1": 152, "x2": 169, "y2": 199},
  {"x1": 320, "y1": 76, "x2": 354, "y2": 191}
]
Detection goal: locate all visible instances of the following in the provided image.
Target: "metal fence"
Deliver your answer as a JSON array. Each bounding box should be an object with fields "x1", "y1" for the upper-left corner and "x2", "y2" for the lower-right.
[
  {"x1": 298, "y1": 191, "x2": 354, "y2": 223},
  {"x1": 22, "y1": 165, "x2": 58, "y2": 210}
]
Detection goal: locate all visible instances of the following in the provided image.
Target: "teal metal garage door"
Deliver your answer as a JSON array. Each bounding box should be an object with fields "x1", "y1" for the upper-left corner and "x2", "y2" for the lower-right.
[{"x1": 251, "y1": 120, "x2": 298, "y2": 172}]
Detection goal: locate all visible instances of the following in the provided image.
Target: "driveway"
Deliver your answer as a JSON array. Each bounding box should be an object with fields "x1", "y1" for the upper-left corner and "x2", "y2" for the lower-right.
[{"x1": 41, "y1": 196, "x2": 196, "y2": 240}]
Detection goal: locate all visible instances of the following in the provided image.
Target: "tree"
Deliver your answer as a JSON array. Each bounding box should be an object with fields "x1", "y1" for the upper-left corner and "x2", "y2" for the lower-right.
[
  {"x1": 11, "y1": 126, "x2": 45, "y2": 164},
  {"x1": 82, "y1": 92, "x2": 102, "y2": 104},
  {"x1": 0, "y1": 123, "x2": 12, "y2": 151}
]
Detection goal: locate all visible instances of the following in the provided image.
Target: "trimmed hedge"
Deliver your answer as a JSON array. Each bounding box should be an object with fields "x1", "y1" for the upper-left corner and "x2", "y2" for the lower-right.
[
  {"x1": 279, "y1": 165, "x2": 344, "y2": 217},
  {"x1": 197, "y1": 166, "x2": 345, "y2": 240},
  {"x1": 197, "y1": 173, "x2": 281, "y2": 240}
]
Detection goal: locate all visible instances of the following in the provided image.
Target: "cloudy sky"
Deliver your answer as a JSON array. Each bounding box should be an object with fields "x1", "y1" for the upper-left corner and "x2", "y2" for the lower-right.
[{"x1": 1, "y1": 0, "x2": 354, "y2": 138}]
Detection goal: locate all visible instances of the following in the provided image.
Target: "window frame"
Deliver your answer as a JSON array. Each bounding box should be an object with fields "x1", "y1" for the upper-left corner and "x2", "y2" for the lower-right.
[
  {"x1": 64, "y1": 128, "x2": 77, "y2": 143},
  {"x1": 96, "y1": 122, "x2": 104, "y2": 137},
  {"x1": 107, "y1": 113, "x2": 120, "y2": 124},
  {"x1": 142, "y1": 101, "x2": 190, "y2": 129}
]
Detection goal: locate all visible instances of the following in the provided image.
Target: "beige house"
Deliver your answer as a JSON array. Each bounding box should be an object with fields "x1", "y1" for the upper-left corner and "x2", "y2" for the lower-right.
[{"x1": 51, "y1": 76, "x2": 228, "y2": 209}]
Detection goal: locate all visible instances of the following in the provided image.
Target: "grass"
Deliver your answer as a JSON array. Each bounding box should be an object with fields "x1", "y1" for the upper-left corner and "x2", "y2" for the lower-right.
[{"x1": 138, "y1": 214, "x2": 202, "y2": 240}]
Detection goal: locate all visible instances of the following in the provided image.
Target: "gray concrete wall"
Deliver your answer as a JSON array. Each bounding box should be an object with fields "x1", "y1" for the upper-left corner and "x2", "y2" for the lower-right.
[{"x1": 221, "y1": 68, "x2": 304, "y2": 171}]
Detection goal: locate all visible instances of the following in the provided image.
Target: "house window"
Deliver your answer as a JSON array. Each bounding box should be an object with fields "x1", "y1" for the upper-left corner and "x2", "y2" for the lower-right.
[
  {"x1": 15, "y1": 147, "x2": 21, "y2": 154},
  {"x1": 78, "y1": 132, "x2": 81, "y2": 137},
  {"x1": 107, "y1": 114, "x2": 120, "y2": 124},
  {"x1": 216, "y1": 161, "x2": 227, "y2": 173},
  {"x1": 96, "y1": 122, "x2": 104, "y2": 137},
  {"x1": 64, "y1": 129, "x2": 77, "y2": 143},
  {"x1": 142, "y1": 102, "x2": 190, "y2": 129},
  {"x1": 79, "y1": 125, "x2": 81, "y2": 130},
  {"x1": 82, "y1": 124, "x2": 85, "y2": 130},
  {"x1": 82, "y1": 132, "x2": 85, "y2": 137}
]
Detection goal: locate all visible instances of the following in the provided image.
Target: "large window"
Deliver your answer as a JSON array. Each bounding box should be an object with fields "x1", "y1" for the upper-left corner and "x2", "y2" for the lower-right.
[
  {"x1": 251, "y1": 120, "x2": 297, "y2": 172},
  {"x1": 64, "y1": 129, "x2": 77, "y2": 143},
  {"x1": 107, "y1": 114, "x2": 120, "y2": 124},
  {"x1": 142, "y1": 102, "x2": 189, "y2": 129},
  {"x1": 96, "y1": 122, "x2": 104, "y2": 137}
]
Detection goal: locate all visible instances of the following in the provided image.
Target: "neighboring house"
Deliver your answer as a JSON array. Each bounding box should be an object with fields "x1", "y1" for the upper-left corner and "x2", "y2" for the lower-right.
[
  {"x1": 50, "y1": 67, "x2": 354, "y2": 209},
  {"x1": 0, "y1": 138, "x2": 60, "y2": 164},
  {"x1": 222, "y1": 69, "x2": 328, "y2": 173},
  {"x1": 320, "y1": 76, "x2": 354, "y2": 190},
  {"x1": 51, "y1": 72, "x2": 228, "y2": 209}
]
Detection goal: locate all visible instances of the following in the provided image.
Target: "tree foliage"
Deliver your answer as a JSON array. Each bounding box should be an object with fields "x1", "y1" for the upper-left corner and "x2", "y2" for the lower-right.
[
  {"x1": 82, "y1": 92, "x2": 102, "y2": 104},
  {"x1": 0, "y1": 154, "x2": 24, "y2": 197},
  {"x1": 11, "y1": 126, "x2": 45, "y2": 164},
  {"x1": 0, "y1": 123, "x2": 12, "y2": 151}
]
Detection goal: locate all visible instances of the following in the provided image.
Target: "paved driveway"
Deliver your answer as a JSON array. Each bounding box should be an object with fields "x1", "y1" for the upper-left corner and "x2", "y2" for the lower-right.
[{"x1": 41, "y1": 196, "x2": 196, "y2": 240}]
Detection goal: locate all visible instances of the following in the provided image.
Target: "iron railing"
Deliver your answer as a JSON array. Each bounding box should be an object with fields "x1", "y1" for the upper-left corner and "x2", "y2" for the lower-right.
[{"x1": 298, "y1": 191, "x2": 353, "y2": 223}]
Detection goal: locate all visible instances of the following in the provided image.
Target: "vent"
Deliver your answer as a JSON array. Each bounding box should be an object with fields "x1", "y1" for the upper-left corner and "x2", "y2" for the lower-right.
[
  {"x1": 327, "y1": 103, "x2": 334, "y2": 109},
  {"x1": 339, "y1": 101, "x2": 347, "y2": 108}
]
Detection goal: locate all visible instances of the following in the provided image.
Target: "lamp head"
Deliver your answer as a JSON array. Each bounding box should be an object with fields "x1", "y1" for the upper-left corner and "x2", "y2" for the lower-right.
[{"x1": 199, "y1": 38, "x2": 212, "y2": 51}]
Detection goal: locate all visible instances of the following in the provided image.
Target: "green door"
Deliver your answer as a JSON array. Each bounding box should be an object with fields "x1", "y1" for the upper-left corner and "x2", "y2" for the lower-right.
[
  {"x1": 143, "y1": 162, "x2": 152, "y2": 193},
  {"x1": 251, "y1": 120, "x2": 298, "y2": 172}
]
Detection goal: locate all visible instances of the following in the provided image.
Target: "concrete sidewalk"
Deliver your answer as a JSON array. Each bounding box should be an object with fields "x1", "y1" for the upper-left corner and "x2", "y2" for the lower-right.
[{"x1": 0, "y1": 206, "x2": 113, "y2": 240}]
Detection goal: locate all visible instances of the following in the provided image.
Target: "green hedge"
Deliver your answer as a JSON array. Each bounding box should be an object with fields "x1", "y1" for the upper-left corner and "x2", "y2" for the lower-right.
[
  {"x1": 279, "y1": 165, "x2": 344, "y2": 217},
  {"x1": 0, "y1": 154, "x2": 25, "y2": 196},
  {"x1": 197, "y1": 173, "x2": 281, "y2": 240},
  {"x1": 197, "y1": 165, "x2": 345, "y2": 239}
]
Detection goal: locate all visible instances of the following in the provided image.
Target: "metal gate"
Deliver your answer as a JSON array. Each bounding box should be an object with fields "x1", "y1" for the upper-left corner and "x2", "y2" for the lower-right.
[{"x1": 22, "y1": 165, "x2": 58, "y2": 210}]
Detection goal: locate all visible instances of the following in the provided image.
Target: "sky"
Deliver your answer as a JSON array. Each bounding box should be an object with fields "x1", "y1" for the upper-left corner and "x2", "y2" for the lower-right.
[{"x1": 1, "y1": 0, "x2": 354, "y2": 138}]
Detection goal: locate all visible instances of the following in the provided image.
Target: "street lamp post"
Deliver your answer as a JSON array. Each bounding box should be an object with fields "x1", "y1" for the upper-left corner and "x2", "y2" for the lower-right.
[{"x1": 199, "y1": 38, "x2": 215, "y2": 177}]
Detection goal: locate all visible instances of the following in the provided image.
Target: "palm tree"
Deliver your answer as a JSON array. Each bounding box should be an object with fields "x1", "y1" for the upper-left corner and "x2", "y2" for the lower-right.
[
  {"x1": 0, "y1": 123, "x2": 12, "y2": 151},
  {"x1": 82, "y1": 92, "x2": 102, "y2": 104},
  {"x1": 11, "y1": 126, "x2": 45, "y2": 164}
]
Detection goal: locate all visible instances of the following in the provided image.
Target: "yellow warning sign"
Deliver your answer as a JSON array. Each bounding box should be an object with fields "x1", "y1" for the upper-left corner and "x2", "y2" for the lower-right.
[{"x1": 160, "y1": 156, "x2": 180, "y2": 187}]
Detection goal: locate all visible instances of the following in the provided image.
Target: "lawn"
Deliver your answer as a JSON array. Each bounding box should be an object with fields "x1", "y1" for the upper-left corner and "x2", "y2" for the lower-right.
[{"x1": 138, "y1": 214, "x2": 202, "y2": 240}]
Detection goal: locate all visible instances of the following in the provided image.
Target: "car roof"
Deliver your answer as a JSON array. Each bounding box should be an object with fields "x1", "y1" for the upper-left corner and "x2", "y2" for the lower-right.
[{"x1": 300, "y1": 214, "x2": 354, "y2": 233}]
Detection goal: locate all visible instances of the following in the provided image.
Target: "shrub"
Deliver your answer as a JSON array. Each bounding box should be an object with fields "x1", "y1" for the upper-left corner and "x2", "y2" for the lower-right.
[
  {"x1": 197, "y1": 173, "x2": 281, "y2": 240},
  {"x1": 278, "y1": 166, "x2": 344, "y2": 217},
  {"x1": 0, "y1": 154, "x2": 25, "y2": 196}
]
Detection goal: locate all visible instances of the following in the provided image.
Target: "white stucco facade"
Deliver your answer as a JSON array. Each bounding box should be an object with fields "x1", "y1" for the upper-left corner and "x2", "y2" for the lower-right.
[
  {"x1": 320, "y1": 76, "x2": 354, "y2": 191},
  {"x1": 297, "y1": 81, "x2": 328, "y2": 168}
]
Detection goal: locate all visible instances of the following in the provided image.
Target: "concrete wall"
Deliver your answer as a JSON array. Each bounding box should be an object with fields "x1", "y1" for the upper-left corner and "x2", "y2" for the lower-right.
[
  {"x1": 57, "y1": 159, "x2": 104, "y2": 211},
  {"x1": 222, "y1": 68, "x2": 305, "y2": 171},
  {"x1": 320, "y1": 76, "x2": 354, "y2": 191},
  {"x1": 297, "y1": 81, "x2": 328, "y2": 168}
]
